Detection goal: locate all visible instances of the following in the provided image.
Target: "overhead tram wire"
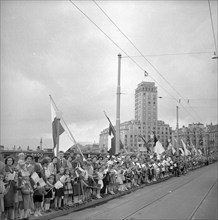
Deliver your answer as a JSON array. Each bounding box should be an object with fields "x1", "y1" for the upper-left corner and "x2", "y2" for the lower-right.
[
  {"x1": 127, "y1": 52, "x2": 213, "y2": 57},
  {"x1": 69, "y1": 0, "x2": 199, "y2": 123},
  {"x1": 92, "y1": 0, "x2": 204, "y2": 122},
  {"x1": 208, "y1": 0, "x2": 218, "y2": 52}
]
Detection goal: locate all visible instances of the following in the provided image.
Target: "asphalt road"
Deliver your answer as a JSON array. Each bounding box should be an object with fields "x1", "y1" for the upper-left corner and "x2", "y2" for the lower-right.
[{"x1": 53, "y1": 163, "x2": 217, "y2": 220}]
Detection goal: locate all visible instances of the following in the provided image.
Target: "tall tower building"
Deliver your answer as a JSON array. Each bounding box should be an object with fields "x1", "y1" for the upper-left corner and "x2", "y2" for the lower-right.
[{"x1": 135, "y1": 82, "x2": 158, "y2": 141}]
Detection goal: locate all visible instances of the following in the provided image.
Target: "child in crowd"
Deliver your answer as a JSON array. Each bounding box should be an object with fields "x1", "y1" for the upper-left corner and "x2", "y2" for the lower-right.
[
  {"x1": 20, "y1": 175, "x2": 33, "y2": 220},
  {"x1": 55, "y1": 167, "x2": 65, "y2": 210},
  {"x1": 108, "y1": 165, "x2": 116, "y2": 194},
  {"x1": 80, "y1": 163, "x2": 90, "y2": 202},
  {"x1": 95, "y1": 166, "x2": 104, "y2": 199},
  {"x1": 63, "y1": 169, "x2": 73, "y2": 207},
  {"x1": 124, "y1": 165, "x2": 132, "y2": 189},
  {"x1": 44, "y1": 175, "x2": 55, "y2": 212},
  {"x1": 116, "y1": 165, "x2": 123, "y2": 192},
  {"x1": 102, "y1": 166, "x2": 110, "y2": 195}
]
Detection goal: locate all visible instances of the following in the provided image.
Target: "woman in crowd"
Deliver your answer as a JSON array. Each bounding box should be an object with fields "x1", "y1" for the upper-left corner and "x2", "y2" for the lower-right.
[
  {"x1": 4, "y1": 157, "x2": 15, "y2": 175},
  {"x1": 48, "y1": 157, "x2": 58, "y2": 177},
  {"x1": 0, "y1": 150, "x2": 216, "y2": 219}
]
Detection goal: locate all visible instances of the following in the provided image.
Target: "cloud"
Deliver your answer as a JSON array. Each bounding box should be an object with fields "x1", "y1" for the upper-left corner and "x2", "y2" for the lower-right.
[{"x1": 1, "y1": 1, "x2": 217, "y2": 149}]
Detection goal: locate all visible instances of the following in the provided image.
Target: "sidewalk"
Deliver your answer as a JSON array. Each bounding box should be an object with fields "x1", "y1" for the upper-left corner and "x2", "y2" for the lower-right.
[{"x1": 30, "y1": 175, "x2": 171, "y2": 220}]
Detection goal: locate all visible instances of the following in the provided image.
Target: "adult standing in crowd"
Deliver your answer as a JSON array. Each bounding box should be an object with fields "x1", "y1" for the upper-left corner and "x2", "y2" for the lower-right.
[
  {"x1": 71, "y1": 153, "x2": 84, "y2": 169},
  {"x1": 66, "y1": 155, "x2": 73, "y2": 170},
  {"x1": 48, "y1": 157, "x2": 58, "y2": 177},
  {"x1": 4, "y1": 156, "x2": 15, "y2": 174},
  {"x1": 25, "y1": 155, "x2": 34, "y2": 176},
  {"x1": 57, "y1": 151, "x2": 67, "y2": 171}
]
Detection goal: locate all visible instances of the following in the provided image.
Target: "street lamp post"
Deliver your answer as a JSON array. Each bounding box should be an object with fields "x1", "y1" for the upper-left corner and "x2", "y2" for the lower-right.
[{"x1": 116, "y1": 54, "x2": 122, "y2": 154}]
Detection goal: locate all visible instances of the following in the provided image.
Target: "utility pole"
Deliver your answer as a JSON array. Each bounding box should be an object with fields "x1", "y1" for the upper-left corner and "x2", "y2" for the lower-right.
[
  {"x1": 176, "y1": 106, "x2": 179, "y2": 156},
  {"x1": 116, "y1": 54, "x2": 122, "y2": 154}
]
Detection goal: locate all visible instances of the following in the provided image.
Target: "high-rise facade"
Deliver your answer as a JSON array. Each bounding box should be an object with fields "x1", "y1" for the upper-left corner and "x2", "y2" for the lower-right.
[
  {"x1": 99, "y1": 81, "x2": 172, "y2": 152},
  {"x1": 135, "y1": 82, "x2": 158, "y2": 140}
]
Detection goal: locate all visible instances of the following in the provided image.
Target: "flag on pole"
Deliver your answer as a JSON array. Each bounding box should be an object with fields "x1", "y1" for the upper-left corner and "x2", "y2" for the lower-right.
[
  {"x1": 152, "y1": 132, "x2": 158, "y2": 147},
  {"x1": 108, "y1": 123, "x2": 116, "y2": 156},
  {"x1": 167, "y1": 140, "x2": 176, "y2": 155},
  {"x1": 50, "y1": 95, "x2": 83, "y2": 157},
  {"x1": 104, "y1": 111, "x2": 124, "y2": 155},
  {"x1": 181, "y1": 139, "x2": 189, "y2": 156},
  {"x1": 51, "y1": 102, "x2": 65, "y2": 151},
  {"x1": 154, "y1": 140, "x2": 165, "y2": 156},
  {"x1": 179, "y1": 147, "x2": 185, "y2": 156},
  {"x1": 198, "y1": 149, "x2": 202, "y2": 155},
  {"x1": 138, "y1": 135, "x2": 150, "y2": 153},
  {"x1": 190, "y1": 141, "x2": 197, "y2": 155}
]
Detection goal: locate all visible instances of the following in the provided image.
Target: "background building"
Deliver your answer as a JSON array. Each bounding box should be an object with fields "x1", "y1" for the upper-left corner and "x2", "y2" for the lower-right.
[
  {"x1": 157, "y1": 120, "x2": 172, "y2": 148},
  {"x1": 172, "y1": 123, "x2": 218, "y2": 155},
  {"x1": 135, "y1": 82, "x2": 158, "y2": 141},
  {"x1": 99, "y1": 81, "x2": 172, "y2": 152}
]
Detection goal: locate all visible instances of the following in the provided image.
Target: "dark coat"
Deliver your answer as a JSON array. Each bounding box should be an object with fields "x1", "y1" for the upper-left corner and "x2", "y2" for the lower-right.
[{"x1": 4, "y1": 180, "x2": 18, "y2": 208}]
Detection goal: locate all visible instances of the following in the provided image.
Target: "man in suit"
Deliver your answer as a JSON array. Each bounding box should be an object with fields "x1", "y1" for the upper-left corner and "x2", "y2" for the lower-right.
[{"x1": 57, "y1": 151, "x2": 67, "y2": 170}]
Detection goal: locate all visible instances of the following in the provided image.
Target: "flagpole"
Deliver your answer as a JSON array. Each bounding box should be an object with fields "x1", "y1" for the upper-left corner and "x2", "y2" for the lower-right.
[
  {"x1": 116, "y1": 54, "x2": 122, "y2": 155},
  {"x1": 61, "y1": 117, "x2": 85, "y2": 160},
  {"x1": 176, "y1": 106, "x2": 179, "y2": 156}
]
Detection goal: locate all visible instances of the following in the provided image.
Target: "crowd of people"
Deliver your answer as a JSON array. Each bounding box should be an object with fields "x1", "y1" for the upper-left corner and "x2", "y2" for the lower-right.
[{"x1": 0, "y1": 150, "x2": 217, "y2": 220}]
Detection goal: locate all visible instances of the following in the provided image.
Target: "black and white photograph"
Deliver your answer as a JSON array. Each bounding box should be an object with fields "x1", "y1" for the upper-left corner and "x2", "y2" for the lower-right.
[{"x1": 0, "y1": 1, "x2": 217, "y2": 220}]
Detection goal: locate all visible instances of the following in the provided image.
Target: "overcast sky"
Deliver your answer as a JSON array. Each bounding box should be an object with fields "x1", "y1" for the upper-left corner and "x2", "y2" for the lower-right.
[{"x1": 1, "y1": 1, "x2": 217, "y2": 149}]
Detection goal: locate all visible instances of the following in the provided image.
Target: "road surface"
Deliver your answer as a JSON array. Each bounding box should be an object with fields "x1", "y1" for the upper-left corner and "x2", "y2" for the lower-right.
[{"x1": 53, "y1": 162, "x2": 217, "y2": 220}]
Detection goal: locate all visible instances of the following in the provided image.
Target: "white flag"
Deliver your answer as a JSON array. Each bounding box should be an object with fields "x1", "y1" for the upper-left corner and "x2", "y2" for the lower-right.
[
  {"x1": 154, "y1": 141, "x2": 165, "y2": 155},
  {"x1": 181, "y1": 139, "x2": 189, "y2": 156}
]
